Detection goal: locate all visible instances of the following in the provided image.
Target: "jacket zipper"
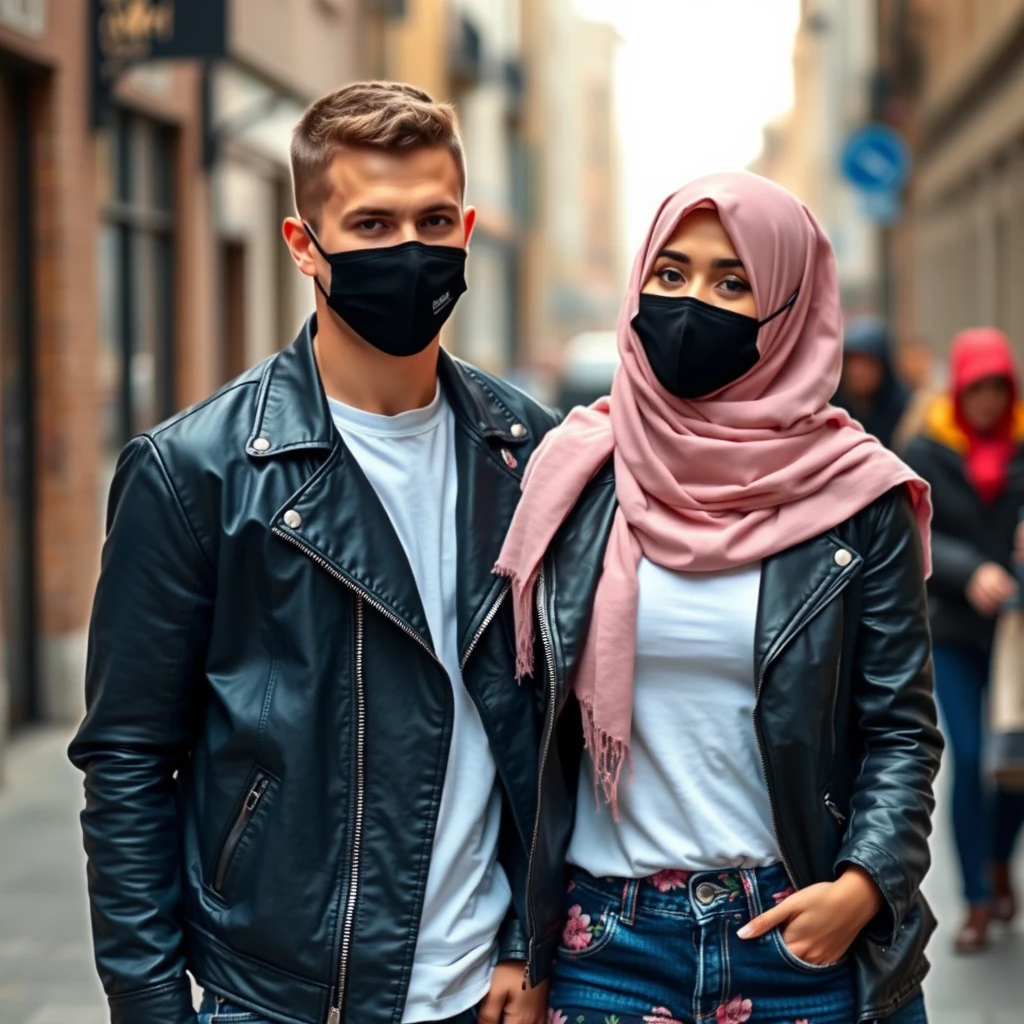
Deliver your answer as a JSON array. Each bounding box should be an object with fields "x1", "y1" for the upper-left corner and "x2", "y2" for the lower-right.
[
  {"x1": 214, "y1": 774, "x2": 270, "y2": 892},
  {"x1": 461, "y1": 581, "x2": 512, "y2": 670},
  {"x1": 328, "y1": 599, "x2": 366, "y2": 1024},
  {"x1": 524, "y1": 567, "x2": 557, "y2": 987},
  {"x1": 825, "y1": 620, "x2": 846, "y2": 826},
  {"x1": 272, "y1": 528, "x2": 442, "y2": 1024},
  {"x1": 752, "y1": 581, "x2": 850, "y2": 890},
  {"x1": 828, "y1": 619, "x2": 843, "y2": 766},
  {"x1": 824, "y1": 794, "x2": 847, "y2": 825}
]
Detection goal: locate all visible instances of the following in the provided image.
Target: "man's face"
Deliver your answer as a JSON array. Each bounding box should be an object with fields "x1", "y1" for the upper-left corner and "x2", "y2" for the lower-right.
[{"x1": 284, "y1": 144, "x2": 475, "y2": 290}]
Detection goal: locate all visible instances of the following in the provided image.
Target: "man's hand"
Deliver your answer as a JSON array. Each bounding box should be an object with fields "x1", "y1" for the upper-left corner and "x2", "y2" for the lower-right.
[
  {"x1": 967, "y1": 561, "x2": 1018, "y2": 616},
  {"x1": 737, "y1": 866, "x2": 883, "y2": 966},
  {"x1": 477, "y1": 961, "x2": 548, "y2": 1024}
]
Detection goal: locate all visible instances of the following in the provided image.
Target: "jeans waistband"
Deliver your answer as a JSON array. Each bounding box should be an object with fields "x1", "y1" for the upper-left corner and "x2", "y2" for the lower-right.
[{"x1": 568, "y1": 863, "x2": 796, "y2": 925}]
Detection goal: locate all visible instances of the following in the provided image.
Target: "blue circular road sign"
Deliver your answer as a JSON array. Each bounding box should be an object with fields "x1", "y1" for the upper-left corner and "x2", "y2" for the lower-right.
[{"x1": 840, "y1": 125, "x2": 911, "y2": 194}]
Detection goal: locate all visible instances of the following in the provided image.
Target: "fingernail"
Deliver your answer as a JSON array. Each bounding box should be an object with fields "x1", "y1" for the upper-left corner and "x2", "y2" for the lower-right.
[{"x1": 737, "y1": 925, "x2": 753, "y2": 939}]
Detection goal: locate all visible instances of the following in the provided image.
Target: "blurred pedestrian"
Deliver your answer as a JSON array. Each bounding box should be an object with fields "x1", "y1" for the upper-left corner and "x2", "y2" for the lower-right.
[
  {"x1": 904, "y1": 327, "x2": 1024, "y2": 953},
  {"x1": 833, "y1": 315, "x2": 910, "y2": 450},
  {"x1": 68, "y1": 81, "x2": 557, "y2": 1024},
  {"x1": 496, "y1": 173, "x2": 940, "y2": 1024}
]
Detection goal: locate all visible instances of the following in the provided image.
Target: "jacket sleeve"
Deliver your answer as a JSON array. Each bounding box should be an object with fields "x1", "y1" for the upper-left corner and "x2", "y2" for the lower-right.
[
  {"x1": 496, "y1": 905, "x2": 529, "y2": 964},
  {"x1": 834, "y1": 490, "x2": 944, "y2": 946},
  {"x1": 901, "y1": 438, "x2": 986, "y2": 595},
  {"x1": 68, "y1": 437, "x2": 214, "y2": 1024},
  {"x1": 929, "y1": 529, "x2": 987, "y2": 596}
]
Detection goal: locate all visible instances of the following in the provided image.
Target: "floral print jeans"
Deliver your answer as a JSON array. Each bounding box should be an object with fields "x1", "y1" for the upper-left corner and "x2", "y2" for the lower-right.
[{"x1": 548, "y1": 864, "x2": 928, "y2": 1024}]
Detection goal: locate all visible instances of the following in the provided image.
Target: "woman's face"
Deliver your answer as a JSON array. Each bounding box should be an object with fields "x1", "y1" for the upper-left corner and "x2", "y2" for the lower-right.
[
  {"x1": 959, "y1": 375, "x2": 1012, "y2": 434},
  {"x1": 641, "y1": 207, "x2": 758, "y2": 319}
]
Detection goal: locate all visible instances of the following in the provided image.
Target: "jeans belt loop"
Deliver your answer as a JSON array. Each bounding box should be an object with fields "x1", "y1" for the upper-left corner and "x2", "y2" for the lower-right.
[
  {"x1": 619, "y1": 877, "x2": 639, "y2": 925},
  {"x1": 741, "y1": 867, "x2": 763, "y2": 919}
]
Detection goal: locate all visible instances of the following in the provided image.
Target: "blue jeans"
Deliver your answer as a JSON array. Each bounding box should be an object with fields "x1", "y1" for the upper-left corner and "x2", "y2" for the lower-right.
[
  {"x1": 549, "y1": 864, "x2": 926, "y2": 1024},
  {"x1": 198, "y1": 991, "x2": 478, "y2": 1024},
  {"x1": 933, "y1": 643, "x2": 1024, "y2": 904}
]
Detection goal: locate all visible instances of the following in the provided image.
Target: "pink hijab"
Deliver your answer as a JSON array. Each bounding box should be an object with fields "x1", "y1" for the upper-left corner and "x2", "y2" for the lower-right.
[{"x1": 495, "y1": 172, "x2": 932, "y2": 812}]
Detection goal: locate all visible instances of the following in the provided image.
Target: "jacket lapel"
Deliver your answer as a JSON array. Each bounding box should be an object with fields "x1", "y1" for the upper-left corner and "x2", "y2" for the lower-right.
[
  {"x1": 755, "y1": 531, "x2": 863, "y2": 683},
  {"x1": 253, "y1": 316, "x2": 432, "y2": 649},
  {"x1": 251, "y1": 318, "x2": 536, "y2": 658}
]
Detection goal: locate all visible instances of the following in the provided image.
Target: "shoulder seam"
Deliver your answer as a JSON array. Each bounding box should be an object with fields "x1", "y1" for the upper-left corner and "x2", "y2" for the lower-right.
[
  {"x1": 148, "y1": 378, "x2": 260, "y2": 440},
  {"x1": 137, "y1": 435, "x2": 215, "y2": 577}
]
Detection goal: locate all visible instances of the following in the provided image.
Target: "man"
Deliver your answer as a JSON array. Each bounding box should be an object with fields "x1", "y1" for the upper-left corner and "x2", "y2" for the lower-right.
[
  {"x1": 832, "y1": 314, "x2": 910, "y2": 450},
  {"x1": 70, "y1": 82, "x2": 559, "y2": 1024}
]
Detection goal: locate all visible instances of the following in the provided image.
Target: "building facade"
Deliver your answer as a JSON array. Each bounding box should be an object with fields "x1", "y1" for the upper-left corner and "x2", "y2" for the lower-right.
[
  {"x1": 0, "y1": 0, "x2": 364, "y2": 776},
  {"x1": 752, "y1": 0, "x2": 883, "y2": 313},
  {"x1": 519, "y1": 0, "x2": 621, "y2": 385},
  {"x1": 889, "y1": 0, "x2": 1024, "y2": 367}
]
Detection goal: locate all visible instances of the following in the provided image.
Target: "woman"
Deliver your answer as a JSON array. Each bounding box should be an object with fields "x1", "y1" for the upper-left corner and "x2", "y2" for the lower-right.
[
  {"x1": 904, "y1": 328, "x2": 1024, "y2": 953},
  {"x1": 497, "y1": 174, "x2": 941, "y2": 1024}
]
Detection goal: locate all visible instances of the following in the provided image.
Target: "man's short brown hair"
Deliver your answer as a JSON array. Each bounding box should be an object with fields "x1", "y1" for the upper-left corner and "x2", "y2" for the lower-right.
[{"x1": 290, "y1": 81, "x2": 466, "y2": 229}]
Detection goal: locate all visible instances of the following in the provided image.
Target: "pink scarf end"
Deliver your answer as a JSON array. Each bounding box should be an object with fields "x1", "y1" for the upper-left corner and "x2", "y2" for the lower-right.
[
  {"x1": 493, "y1": 564, "x2": 537, "y2": 679},
  {"x1": 580, "y1": 698, "x2": 628, "y2": 821}
]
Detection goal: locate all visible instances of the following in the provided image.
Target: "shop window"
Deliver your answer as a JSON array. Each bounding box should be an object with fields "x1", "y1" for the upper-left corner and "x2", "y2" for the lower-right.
[{"x1": 96, "y1": 111, "x2": 176, "y2": 474}]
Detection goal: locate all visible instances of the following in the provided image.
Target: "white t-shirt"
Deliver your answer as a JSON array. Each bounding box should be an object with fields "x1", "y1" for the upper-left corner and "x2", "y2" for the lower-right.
[
  {"x1": 568, "y1": 557, "x2": 781, "y2": 876},
  {"x1": 330, "y1": 388, "x2": 510, "y2": 1023}
]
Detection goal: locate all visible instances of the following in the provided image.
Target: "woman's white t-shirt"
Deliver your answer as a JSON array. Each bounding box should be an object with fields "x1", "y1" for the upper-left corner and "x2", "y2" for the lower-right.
[{"x1": 568, "y1": 557, "x2": 781, "y2": 876}]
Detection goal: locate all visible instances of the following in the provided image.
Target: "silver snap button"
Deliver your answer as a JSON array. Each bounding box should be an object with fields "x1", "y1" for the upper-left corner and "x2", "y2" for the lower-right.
[
  {"x1": 695, "y1": 883, "x2": 716, "y2": 905},
  {"x1": 501, "y1": 448, "x2": 518, "y2": 469},
  {"x1": 252, "y1": 437, "x2": 270, "y2": 452},
  {"x1": 283, "y1": 509, "x2": 302, "y2": 529},
  {"x1": 834, "y1": 549, "x2": 852, "y2": 567},
  {"x1": 510, "y1": 423, "x2": 527, "y2": 438}
]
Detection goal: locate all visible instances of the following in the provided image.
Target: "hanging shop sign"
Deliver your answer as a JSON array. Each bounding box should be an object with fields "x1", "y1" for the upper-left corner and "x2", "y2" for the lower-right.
[{"x1": 91, "y1": 0, "x2": 227, "y2": 125}]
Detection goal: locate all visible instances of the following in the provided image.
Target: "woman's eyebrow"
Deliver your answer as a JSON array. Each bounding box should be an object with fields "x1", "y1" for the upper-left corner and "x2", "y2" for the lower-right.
[{"x1": 656, "y1": 249, "x2": 745, "y2": 271}]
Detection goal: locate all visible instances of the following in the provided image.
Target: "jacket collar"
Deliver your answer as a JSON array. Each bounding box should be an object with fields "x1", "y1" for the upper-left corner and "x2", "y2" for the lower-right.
[
  {"x1": 247, "y1": 314, "x2": 531, "y2": 458},
  {"x1": 256, "y1": 314, "x2": 531, "y2": 663}
]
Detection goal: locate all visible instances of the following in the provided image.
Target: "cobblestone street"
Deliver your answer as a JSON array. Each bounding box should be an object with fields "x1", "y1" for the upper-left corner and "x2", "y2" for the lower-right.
[{"x1": 0, "y1": 728, "x2": 1022, "y2": 1024}]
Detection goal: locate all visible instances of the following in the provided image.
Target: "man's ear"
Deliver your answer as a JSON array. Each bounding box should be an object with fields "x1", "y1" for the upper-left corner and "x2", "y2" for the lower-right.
[
  {"x1": 283, "y1": 217, "x2": 319, "y2": 279},
  {"x1": 463, "y1": 206, "x2": 477, "y2": 247}
]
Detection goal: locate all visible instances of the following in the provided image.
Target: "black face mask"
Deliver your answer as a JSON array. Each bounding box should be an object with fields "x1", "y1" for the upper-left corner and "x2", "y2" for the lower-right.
[
  {"x1": 305, "y1": 225, "x2": 468, "y2": 357},
  {"x1": 632, "y1": 291, "x2": 798, "y2": 399}
]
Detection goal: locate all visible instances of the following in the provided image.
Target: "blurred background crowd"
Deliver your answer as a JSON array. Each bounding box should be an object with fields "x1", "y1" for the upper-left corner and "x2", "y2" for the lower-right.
[{"x1": 2, "y1": 1, "x2": 1024, "y2": 1018}]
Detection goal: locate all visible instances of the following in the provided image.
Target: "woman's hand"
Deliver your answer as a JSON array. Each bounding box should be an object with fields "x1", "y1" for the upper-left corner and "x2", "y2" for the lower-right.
[
  {"x1": 737, "y1": 866, "x2": 883, "y2": 966},
  {"x1": 966, "y1": 561, "x2": 1017, "y2": 616},
  {"x1": 478, "y1": 961, "x2": 548, "y2": 1024}
]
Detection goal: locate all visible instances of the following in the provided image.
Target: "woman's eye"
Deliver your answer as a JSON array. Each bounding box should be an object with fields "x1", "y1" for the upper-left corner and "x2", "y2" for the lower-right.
[
  {"x1": 721, "y1": 276, "x2": 751, "y2": 293},
  {"x1": 658, "y1": 267, "x2": 685, "y2": 285}
]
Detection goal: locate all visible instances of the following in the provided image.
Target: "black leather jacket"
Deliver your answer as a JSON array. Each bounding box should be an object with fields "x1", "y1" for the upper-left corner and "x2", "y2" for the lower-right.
[
  {"x1": 528, "y1": 463, "x2": 943, "y2": 1022},
  {"x1": 69, "y1": 317, "x2": 561, "y2": 1024},
  {"x1": 904, "y1": 432, "x2": 1024, "y2": 650}
]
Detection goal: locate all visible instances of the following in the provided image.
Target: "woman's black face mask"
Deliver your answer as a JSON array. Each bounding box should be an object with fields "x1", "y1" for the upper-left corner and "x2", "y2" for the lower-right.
[
  {"x1": 632, "y1": 291, "x2": 798, "y2": 399},
  {"x1": 305, "y1": 224, "x2": 467, "y2": 358}
]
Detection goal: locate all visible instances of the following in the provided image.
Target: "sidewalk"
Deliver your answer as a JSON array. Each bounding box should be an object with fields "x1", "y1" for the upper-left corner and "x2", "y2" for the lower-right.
[{"x1": 0, "y1": 729, "x2": 1022, "y2": 1024}]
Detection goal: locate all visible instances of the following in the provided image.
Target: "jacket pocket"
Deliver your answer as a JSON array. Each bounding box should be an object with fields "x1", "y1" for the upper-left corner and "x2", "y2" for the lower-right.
[{"x1": 211, "y1": 769, "x2": 275, "y2": 897}]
